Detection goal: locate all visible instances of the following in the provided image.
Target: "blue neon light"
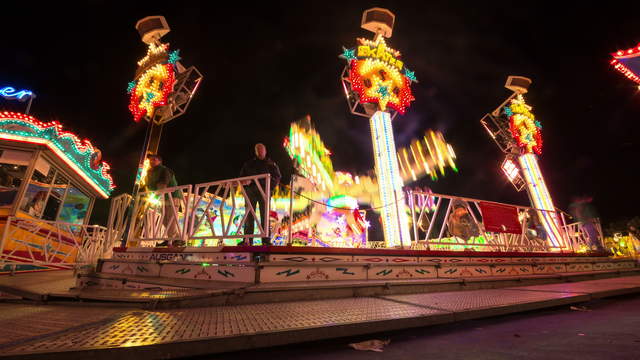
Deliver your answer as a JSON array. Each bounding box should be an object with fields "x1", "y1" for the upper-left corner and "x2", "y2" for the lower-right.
[{"x1": 0, "y1": 87, "x2": 34, "y2": 102}]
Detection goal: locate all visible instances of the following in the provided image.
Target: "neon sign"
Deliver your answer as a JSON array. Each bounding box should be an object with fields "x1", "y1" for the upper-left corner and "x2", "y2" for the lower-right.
[
  {"x1": 341, "y1": 36, "x2": 416, "y2": 114},
  {"x1": 128, "y1": 42, "x2": 180, "y2": 122},
  {"x1": 0, "y1": 87, "x2": 34, "y2": 102}
]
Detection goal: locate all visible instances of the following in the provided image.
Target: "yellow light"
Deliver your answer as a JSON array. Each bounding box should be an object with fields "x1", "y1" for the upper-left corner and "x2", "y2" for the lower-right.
[
  {"x1": 370, "y1": 111, "x2": 411, "y2": 247},
  {"x1": 146, "y1": 193, "x2": 162, "y2": 206},
  {"x1": 137, "y1": 42, "x2": 169, "y2": 66},
  {"x1": 137, "y1": 158, "x2": 150, "y2": 186}
]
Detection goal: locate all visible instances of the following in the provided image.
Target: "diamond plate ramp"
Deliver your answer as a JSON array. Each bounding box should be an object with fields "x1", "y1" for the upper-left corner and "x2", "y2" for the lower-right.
[
  {"x1": 382, "y1": 288, "x2": 589, "y2": 320},
  {"x1": 53, "y1": 288, "x2": 213, "y2": 303},
  {"x1": 0, "y1": 297, "x2": 451, "y2": 359},
  {"x1": 507, "y1": 276, "x2": 640, "y2": 298},
  {"x1": 0, "y1": 304, "x2": 128, "y2": 350}
]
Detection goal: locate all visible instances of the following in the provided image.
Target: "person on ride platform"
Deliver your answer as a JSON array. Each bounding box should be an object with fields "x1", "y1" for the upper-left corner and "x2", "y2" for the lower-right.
[{"x1": 239, "y1": 143, "x2": 281, "y2": 246}]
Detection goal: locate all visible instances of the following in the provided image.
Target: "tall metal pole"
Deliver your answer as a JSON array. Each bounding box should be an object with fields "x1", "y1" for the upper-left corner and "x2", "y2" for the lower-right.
[{"x1": 287, "y1": 174, "x2": 295, "y2": 246}]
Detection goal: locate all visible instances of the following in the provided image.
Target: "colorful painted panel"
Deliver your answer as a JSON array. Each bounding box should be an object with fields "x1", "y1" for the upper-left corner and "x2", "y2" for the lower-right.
[
  {"x1": 160, "y1": 263, "x2": 255, "y2": 283},
  {"x1": 101, "y1": 261, "x2": 161, "y2": 277},
  {"x1": 261, "y1": 265, "x2": 366, "y2": 283},
  {"x1": 368, "y1": 265, "x2": 436, "y2": 280},
  {"x1": 438, "y1": 265, "x2": 492, "y2": 278}
]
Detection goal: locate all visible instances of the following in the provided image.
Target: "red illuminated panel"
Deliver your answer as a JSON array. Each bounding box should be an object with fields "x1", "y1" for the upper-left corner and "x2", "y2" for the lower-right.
[{"x1": 479, "y1": 201, "x2": 522, "y2": 234}]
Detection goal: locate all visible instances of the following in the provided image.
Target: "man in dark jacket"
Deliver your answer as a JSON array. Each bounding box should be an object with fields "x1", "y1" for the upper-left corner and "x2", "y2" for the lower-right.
[
  {"x1": 145, "y1": 154, "x2": 183, "y2": 246},
  {"x1": 240, "y1": 143, "x2": 281, "y2": 245}
]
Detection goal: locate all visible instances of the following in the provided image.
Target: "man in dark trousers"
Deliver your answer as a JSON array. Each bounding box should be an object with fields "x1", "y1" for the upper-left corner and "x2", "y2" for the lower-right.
[
  {"x1": 145, "y1": 154, "x2": 183, "y2": 247},
  {"x1": 240, "y1": 143, "x2": 281, "y2": 246}
]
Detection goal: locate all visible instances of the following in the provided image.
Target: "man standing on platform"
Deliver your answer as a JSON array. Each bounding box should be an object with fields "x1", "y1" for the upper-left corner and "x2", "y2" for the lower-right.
[
  {"x1": 145, "y1": 154, "x2": 183, "y2": 247},
  {"x1": 240, "y1": 143, "x2": 281, "y2": 246}
]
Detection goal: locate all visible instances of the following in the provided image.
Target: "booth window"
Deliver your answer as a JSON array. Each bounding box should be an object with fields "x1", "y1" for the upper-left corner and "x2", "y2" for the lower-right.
[
  {"x1": 0, "y1": 149, "x2": 31, "y2": 207},
  {"x1": 41, "y1": 173, "x2": 68, "y2": 221},
  {"x1": 20, "y1": 157, "x2": 56, "y2": 217},
  {"x1": 20, "y1": 156, "x2": 91, "y2": 224},
  {"x1": 58, "y1": 186, "x2": 90, "y2": 225}
]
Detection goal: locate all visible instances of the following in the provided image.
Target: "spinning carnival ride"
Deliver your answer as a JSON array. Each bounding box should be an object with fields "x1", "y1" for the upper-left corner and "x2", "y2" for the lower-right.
[
  {"x1": 118, "y1": 10, "x2": 602, "y2": 254},
  {"x1": 275, "y1": 115, "x2": 456, "y2": 248}
]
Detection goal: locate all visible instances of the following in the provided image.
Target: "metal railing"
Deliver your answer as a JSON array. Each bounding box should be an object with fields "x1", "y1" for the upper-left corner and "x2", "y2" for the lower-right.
[
  {"x1": 0, "y1": 216, "x2": 109, "y2": 271},
  {"x1": 108, "y1": 173, "x2": 605, "y2": 253},
  {"x1": 562, "y1": 219, "x2": 604, "y2": 252},
  {"x1": 126, "y1": 174, "x2": 271, "y2": 247},
  {"x1": 105, "y1": 193, "x2": 133, "y2": 252},
  {"x1": 407, "y1": 191, "x2": 603, "y2": 252}
]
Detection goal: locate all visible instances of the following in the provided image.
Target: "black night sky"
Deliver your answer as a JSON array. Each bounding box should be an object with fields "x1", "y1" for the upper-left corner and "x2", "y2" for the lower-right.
[{"x1": 2, "y1": 1, "x2": 639, "y2": 226}]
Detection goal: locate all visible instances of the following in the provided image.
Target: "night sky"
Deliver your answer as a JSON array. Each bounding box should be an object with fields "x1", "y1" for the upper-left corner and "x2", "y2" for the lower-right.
[{"x1": 2, "y1": 1, "x2": 639, "y2": 226}]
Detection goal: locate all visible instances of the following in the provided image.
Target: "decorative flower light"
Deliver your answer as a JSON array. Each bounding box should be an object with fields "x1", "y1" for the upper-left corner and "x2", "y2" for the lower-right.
[
  {"x1": 341, "y1": 36, "x2": 417, "y2": 114},
  {"x1": 504, "y1": 94, "x2": 542, "y2": 155},
  {"x1": 127, "y1": 42, "x2": 179, "y2": 122}
]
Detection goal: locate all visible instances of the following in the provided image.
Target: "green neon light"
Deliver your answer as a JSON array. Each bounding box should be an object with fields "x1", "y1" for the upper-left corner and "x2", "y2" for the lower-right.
[{"x1": 0, "y1": 116, "x2": 114, "y2": 195}]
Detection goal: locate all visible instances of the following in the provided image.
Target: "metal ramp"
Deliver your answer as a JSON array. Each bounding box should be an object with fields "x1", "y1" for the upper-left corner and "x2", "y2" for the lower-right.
[{"x1": 2, "y1": 276, "x2": 640, "y2": 359}]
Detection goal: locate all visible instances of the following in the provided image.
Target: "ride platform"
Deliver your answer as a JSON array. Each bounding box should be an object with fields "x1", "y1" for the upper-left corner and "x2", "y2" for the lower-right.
[{"x1": 2, "y1": 246, "x2": 636, "y2": 309}]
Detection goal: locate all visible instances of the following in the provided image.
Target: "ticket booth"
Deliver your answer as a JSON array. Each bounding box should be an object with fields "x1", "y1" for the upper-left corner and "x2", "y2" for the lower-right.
[{"x1": 0, "y1": 111, "x2": 114, "y2": 273}]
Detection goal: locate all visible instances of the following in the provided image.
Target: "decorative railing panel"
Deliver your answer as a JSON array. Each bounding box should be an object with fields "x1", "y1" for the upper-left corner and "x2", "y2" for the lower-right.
[
  {"x1": 408, "y1": 191, "x2": 602, "y2": 253},
  {"x1": 0, "y1": 217, "x2": 108, "y2": 271},
  {"x1": 127, "y1": 174, "x2": 271, "y2": 247}
]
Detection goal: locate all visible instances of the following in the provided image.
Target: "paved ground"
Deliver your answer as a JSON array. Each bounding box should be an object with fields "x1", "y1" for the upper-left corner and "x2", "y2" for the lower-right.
[{"x1": 201, "y1": 293, "x2": 640, "y2": 360}]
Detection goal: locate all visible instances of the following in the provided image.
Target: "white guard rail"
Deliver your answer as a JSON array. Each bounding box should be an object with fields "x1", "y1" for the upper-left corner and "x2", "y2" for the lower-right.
[
  {"x1": 408, "y1": 191, "x2": 604, "y2": 252},
  {"x1": 127, "y1": 174, "x2": 271, "y2": 246}
]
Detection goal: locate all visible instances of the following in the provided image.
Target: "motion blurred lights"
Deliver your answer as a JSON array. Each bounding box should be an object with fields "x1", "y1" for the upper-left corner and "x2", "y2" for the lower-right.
[
  {"x1": 397, "y1": 130, "x2": 457, "y2": 182},
  {"x1": 327, "y1": 195, "x2": 358, "y2": 210},
  {"x1": 284, "y1": 118, "x2": 334, "y2": 191}
]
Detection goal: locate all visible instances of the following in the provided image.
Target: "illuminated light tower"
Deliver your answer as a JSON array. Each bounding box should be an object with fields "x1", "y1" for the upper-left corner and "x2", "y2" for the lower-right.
[
  {"x1": 340, "y1": 8, "x2": 417, "y2": 248},
  {"x1": 481, "y1": 76, "x2": 567, "y2": 250},
  {"x1": 128, "y1": 16, "x2": 203, "y2": 195}
]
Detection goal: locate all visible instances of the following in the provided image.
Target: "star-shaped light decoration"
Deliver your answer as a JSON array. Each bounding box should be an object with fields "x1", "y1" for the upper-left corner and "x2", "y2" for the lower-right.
[
  {"x1": 168, "y1": 49, "x2": 181, "y2": 64},
  {"x1": 341, "y1": 36, "x2": 415, "y2": 114},
  {"x1": 404, "y1": 69, "x2": 417, "y2": 82},
  {"x1": 340, "y1": 47, "x2": 357, "y2": 61},
  {"x1": 144, "y1": 91, "x2": 156, "y2": 103},
  {"x1": 127, "y1": 81, "x2": 136, "y2": 94},
  {"x1": 377, "y1": 85, "x2": 390, "y2": 98}
]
